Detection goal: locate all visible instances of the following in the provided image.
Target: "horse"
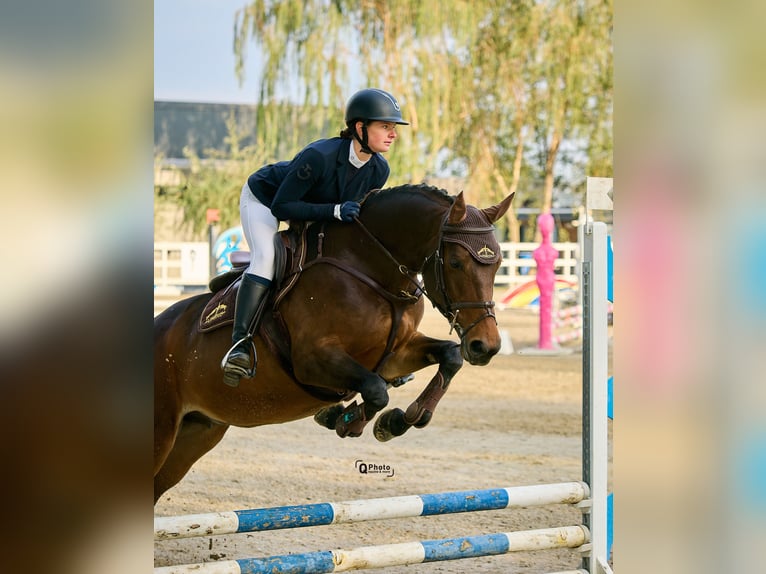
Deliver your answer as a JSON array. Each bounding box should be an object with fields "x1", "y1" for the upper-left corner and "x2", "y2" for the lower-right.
[{"x1": 154, "y1": 184, "x2": 514, "y2": 503}]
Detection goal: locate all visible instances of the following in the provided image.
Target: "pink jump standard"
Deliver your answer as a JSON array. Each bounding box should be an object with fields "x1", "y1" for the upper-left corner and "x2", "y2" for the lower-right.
[{"x1": 534, "y1": 212, "x2": 559, "y2": 350}]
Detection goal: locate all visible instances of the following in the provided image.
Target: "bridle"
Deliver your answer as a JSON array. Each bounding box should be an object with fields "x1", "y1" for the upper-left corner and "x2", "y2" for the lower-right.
[
  {"x1": 352, "y1": 213, "x2": 498, "y2": 342},
  {"x1": 422, "y1": 221, "x2": 498, "y2": 340}
]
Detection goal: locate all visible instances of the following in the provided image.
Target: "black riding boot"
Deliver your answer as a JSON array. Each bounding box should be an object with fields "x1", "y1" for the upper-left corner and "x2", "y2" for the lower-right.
[{"x1": 221, "y1": 274, "x2": 270, "y2": 387}]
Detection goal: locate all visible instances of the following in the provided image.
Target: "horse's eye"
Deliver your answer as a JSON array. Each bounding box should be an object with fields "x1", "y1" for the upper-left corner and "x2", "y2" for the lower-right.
[{"x1": 449, "y1": 258, "x2": 462, "y2": 269}]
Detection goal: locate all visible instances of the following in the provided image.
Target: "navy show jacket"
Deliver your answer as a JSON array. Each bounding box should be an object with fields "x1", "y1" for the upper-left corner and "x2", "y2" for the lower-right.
[{"x1": 247, "y1": 137, "x2": 390, "y2": 222}]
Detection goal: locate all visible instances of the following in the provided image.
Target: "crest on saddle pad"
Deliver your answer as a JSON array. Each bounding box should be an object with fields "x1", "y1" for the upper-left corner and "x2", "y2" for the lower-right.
[
  {"x1": 198, "y1": 282, "x2": 237, "y2": 332},
  {"x1": 443, "y1": 206, "x2": 502, "y2": 264}
]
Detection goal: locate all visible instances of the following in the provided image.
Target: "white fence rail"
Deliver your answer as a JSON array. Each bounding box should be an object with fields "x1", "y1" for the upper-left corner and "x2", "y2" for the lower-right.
[
  {"x1": 153, "y1": 241, "x2": 580, "y2": 293},
  {"x1": 496, "y1": 242, "x2": 579, "y2": 288}
]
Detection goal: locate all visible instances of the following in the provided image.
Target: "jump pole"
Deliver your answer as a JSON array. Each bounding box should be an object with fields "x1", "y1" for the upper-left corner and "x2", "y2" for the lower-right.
[
  {"x1": 155, "y1": 481, "x2": 588, "y2": 540},
  {"x1": 154, "y1": 525, "x2": 590, "y2": 574}
]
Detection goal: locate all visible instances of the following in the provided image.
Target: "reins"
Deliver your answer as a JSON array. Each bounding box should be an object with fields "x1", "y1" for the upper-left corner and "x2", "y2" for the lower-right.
[{"x1": 351, "y1": 217, "x2": 425, "y2": 302}]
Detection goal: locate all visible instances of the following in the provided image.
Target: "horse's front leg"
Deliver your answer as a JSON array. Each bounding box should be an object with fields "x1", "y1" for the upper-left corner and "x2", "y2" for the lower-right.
[
  {"x1": 295, "y1": 344, "x2": 389, "y2": 438},
  {"x1": 374, "y1": 335, "x2": 463, "y2": 442}
]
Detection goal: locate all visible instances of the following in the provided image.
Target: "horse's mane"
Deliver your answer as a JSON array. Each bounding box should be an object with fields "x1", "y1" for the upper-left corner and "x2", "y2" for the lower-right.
[{"x1": 361, "y1": 183, "x2": 454, "y2": 207}]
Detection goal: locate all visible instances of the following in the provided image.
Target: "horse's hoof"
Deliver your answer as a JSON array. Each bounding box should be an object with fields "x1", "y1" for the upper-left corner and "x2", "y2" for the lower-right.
[
  {"x1": 373, "y1": 422, "x2": 393, "y2": 442},
  {"x1": 313, "y1": 404, "x2": 344, "y2": 429},
  {"x1": 388, "y1": 373, "x2": 415, "y2": 388},
  {"x1": 373, "y1": 408, "x2": 409, "y2": 442},
  {"x1": 413, "y1": 410, "x2": 433, "y2": 428}
]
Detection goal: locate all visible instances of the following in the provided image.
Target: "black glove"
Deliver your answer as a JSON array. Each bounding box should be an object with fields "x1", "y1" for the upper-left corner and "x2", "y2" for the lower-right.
[{"x1": 336, "y1": 201, "x2": 360, "y2": 222}]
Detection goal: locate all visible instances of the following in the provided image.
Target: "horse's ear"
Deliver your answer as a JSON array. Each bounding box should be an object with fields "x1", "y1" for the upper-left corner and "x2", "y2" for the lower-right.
[
  {"x1": 481, "y1": 192, "x2": 515, "y2": 224},
  {"x1": 448, "y1": 192, "x2": 467, "y2": 224}
]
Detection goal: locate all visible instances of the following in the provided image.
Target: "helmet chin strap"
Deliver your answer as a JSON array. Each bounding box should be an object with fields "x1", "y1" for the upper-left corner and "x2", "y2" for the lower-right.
[{"x1": 354, "y1": 124, "x2": 375, "y2": 155}]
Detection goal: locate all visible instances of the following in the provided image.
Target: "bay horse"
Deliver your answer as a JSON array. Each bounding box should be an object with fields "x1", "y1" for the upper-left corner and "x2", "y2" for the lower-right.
[{"x1": 154, "y1": 184, "x2": 513, "y2": 503}]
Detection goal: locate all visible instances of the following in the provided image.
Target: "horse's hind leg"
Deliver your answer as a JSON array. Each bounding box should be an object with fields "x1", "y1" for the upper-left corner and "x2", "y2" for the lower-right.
[{"x1": 154, "y1": 413, "x2": 230, "y2": 504}]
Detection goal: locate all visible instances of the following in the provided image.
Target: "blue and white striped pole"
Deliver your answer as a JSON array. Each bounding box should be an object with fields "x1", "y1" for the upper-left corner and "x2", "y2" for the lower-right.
[
  {"x1": 154, "y1": 525, "x2": 589, "y2": 574},
  {"x1": 155, "y1": 482, "x2": 588, "y2": 541}
]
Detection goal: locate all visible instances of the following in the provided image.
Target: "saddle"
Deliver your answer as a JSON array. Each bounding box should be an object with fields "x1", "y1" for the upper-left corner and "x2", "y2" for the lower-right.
[{"x1": 198, "y1": 223, "x2": 309, "y2": 334}]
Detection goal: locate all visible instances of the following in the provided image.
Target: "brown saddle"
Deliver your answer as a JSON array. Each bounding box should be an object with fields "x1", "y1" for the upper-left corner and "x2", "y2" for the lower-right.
[{"x1": 198, "y1": 224, "x2": 309, "y2": 334}]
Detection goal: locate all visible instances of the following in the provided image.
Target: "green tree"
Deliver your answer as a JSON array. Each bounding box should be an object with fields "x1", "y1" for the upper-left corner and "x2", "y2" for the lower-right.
[
  {"x1": 450, "y1": 0, "x2": 543, "y2": 240},
  {"x1": 231, "y1": 0, "x2": 612, "y2": 236},
  {"x1": 234, "y1": 0, "x2": 483, "y2": 183},
  {"x1": 531, "y1": 0, "x2": 613, "y2": 216},
  {"x1": 155, "y1": 113, "x2": 270, "y2": 238}
]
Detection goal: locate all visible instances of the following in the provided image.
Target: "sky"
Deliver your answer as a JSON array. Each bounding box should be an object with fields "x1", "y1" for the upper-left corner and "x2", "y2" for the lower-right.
[{"x1": 154, "y1": 0, "x2": 263, "y2": 104}]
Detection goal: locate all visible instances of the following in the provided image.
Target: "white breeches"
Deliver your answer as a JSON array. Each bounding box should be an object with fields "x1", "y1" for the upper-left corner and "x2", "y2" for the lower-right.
[{"x1": 240, "y1": 183, "x2": 278, "y2": 280}]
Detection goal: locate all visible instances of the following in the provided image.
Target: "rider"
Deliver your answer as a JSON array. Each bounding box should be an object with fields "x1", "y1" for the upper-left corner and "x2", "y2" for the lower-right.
[{"x1": 222, "y1": 88, "x2": 409, "y2": 387}]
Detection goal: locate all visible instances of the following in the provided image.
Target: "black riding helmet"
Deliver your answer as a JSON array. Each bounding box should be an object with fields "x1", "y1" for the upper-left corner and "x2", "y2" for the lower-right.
[{"x1": 344, "y1": 88, "x2": 409, "y2": 153}]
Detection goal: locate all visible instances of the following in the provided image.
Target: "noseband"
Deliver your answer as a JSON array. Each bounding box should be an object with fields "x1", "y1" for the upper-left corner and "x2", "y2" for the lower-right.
[{"x1": 424, "y1": 222, "x2": 498, "y2": 341}]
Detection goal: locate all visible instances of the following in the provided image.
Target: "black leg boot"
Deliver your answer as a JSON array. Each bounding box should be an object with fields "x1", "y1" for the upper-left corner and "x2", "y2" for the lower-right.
[{"x1": 221, "y1": 274, "x2": 270, "y2": 387}]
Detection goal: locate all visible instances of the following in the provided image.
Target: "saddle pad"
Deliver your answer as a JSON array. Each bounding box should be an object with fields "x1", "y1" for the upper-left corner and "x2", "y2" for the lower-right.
[{"x1": 198, "y1": 280, "x2": 237, "y2": 332}]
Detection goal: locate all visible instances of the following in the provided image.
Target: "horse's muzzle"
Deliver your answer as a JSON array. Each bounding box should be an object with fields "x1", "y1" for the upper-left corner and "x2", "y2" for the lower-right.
[{"x1": 462, "y1": 337, "x2": 500, "y2": 366}]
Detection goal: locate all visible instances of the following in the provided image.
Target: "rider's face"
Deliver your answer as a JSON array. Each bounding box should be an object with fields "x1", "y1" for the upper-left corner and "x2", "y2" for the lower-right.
[{"x1": 357, "y1": 121, "x2": 398, "y2": 154}]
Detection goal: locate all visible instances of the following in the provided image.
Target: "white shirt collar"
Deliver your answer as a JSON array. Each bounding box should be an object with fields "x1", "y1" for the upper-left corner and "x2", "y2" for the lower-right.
[{"x1": 348, "y1": 141, "x2": 370, "y2": 169}]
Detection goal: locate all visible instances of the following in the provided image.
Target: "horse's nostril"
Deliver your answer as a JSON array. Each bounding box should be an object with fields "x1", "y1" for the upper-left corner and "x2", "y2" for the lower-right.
[{"x1": 469, "y1": 339, "x2": 488, "y2": 356}]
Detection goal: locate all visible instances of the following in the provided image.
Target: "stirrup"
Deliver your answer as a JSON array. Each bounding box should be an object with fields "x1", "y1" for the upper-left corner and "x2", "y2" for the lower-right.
[{"x1": 221, "y1": 336, "x2": 257, "y2": 378}]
